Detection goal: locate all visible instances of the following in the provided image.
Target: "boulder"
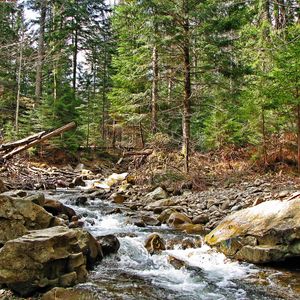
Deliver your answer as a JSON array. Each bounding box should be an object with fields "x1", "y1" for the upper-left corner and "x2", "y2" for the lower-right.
[
  {"x1": 97, "y1": 234, "x2": 120, "y2": 256},
  {"x1": 43, "y1": 199, "x2": 76, "y2": 219},
  {"x1": 110, "y1": 193, "x2": 126, "y2": 204},
  {"x1": 168, "y1": 256, "x2": 185, "y2": 269},
  {"x1": 145, "y1": 198, "x2": 177, "y2": 210},
  {"x1": 205, "y1": 198, "x2": 300, "y2": 264},
  {"x1": 167, "y1": 212, "x2": 192, "y2": 228},
  {"x1": 146, "y1": 187, "x2": 168, "y2": 200},
  {"x1": 72, "y1": 176, "x2": 86, "y2": 187},
  {"x1": 0, "y1": 194, "x2": 62, "y2": 244},
  {"x1": 192, "y1": 214, "x2": 209, "y2": 225},
  {"x1": 157, "y1": 208, "x2": 177, "y2": 223},
  {"x1": 144, "y1": 233, "x2": 166, "y2": 255},
  {"x1": 141, "y1": 215, "x2": 161, "y2": 226},
  {"x1": 0, "y1": 226, "x2": 103, "y2": 296}
]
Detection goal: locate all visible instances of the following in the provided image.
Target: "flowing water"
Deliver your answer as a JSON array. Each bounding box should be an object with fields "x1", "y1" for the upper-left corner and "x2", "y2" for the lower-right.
[{"x1": 46, "y1": 189, "x2": 299, "y2": 300}]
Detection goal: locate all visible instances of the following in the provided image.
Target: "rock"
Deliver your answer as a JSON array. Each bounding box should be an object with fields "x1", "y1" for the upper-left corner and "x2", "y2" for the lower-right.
[
  {"x1": 132, "y1": 218, "x2": 146, "y2": 227},
  {"x1": 145, "y1": 198, "x2": 177, "y2": 210},
  {"x1": 43, "y1": 199, "x2": 76, "y2": 219},
  {"x1": 167, "y1": 212, "x2": 192, "y2": 228},
  {"x1": 157, "y1": 208, "x2": 177, "y2": 223},
  {"x1": 179, "y1": 223, "x2": 206, "y2": 234},
  {"x1": 69, "y1": 220, "x2": 84, "y2": 228},
  {"x1": 220, "y1": 200, "x2": 230, "y2": 210},
  {"x1": 144, "y1": 233, "x2": 166, "y2": 255},
  {"x1": 42, "y1": 287, "x2": 99, "y2": 300},
  {"x1": 75, "y1": 196, "x2": 88, "y2": 206},
  {"x1": 72, "y1": 176, "x2": 86, "y2": 187},
  {"x1": 110, "y1": 193, "x2": 126, "y2": 204},
  {"x1": 1, "y1": 190, "x2": 27, "y2": 198},
  {"x1": 192, "y1": 214, "x2": 209, "y2": 225},
  {"x1": 146, "y1": 187, "x2": 168, "y2": 200},
  {"x1": 0, "y1": 194, "x2": 62, "y2": 244},
  {"x1": 0, "y1": 226, "x2": 102, "y2": 296},
  {"x1": 141, "y1": 215, "x2": 161, "y2": 226},
  {"x1": 97, "y1": 235, "x2": 120, "y2": 256},
  {"x1": 205, "y1": 198, "x2": 300, "y2": 264},
  {"x1": 181, "y1": 238, "x2": 196, "y2": 249},
  {"x1": 168, "y1": 256, "x2": 185, "y2": 269}
]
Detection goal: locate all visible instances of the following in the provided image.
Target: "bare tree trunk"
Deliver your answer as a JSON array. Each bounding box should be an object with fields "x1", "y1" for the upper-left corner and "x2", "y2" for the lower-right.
[
  {"x1": 182, "y1": 0, "x2": 191, "y2": 173},
  {"x1": 15, "y1": 26, "x2": 24, "y2": 134},
  {"x1": 72, "y1": 24, "x2": 78, "y2": 93},
  {"x1": 297, "y1": 94, "x2": 300, "y2": 173},
  {"x1": 167, "y1": 73, "x2": 172, "y2": 103},
  {"x1": 151, "y1": 45, "x2": 158, "y2": 134},
  {"x1": 139, "y1": 121, "x2": 144, "y2": 148},
  {"x1": 102, "y1": 47, "x2": 107, "y2": 141},
  {"x1": 112, "y1": 120, "x2": 116, "y2": 149},
  {"x1": 262, "y1": 107, "x2": 267, "y2": 167},
  {"x1": 52, "y1": 3, "x2": 57, "y2": 101},
  {"x1": 35, "y1": 0, "x2": 46, "y2": 103}
]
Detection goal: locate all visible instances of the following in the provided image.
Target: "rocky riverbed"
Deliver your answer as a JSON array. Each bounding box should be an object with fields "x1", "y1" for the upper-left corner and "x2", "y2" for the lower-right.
[{"x1": 0, "y1": 168, "x2": 300, "y2": 299}]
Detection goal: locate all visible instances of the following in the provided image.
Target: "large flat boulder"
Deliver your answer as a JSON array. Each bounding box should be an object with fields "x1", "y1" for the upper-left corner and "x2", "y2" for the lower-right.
[
  {"x1": 0, "y1": 194, "x2": 63, "y2": 244},
  {"x1": 205, "y1": 198, "x2": 300, "y2": 264},
  {"x1": 0, "y1": 226, "x2": 103, "y2": 296}
]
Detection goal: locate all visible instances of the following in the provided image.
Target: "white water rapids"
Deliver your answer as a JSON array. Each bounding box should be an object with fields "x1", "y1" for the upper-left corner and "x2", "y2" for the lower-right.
[{"x1": 46, "y1": 190, "x2": 284, "y2": 300}]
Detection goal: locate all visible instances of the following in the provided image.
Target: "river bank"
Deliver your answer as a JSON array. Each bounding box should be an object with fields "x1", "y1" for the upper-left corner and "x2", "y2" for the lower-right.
[{"x1": 0, "y1": 152, "x2": 300, "y2": 299}]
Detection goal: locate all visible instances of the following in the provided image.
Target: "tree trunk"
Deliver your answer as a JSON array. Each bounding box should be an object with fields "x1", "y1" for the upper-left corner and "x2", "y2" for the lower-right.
[
  {"x1": 15, "y1": 26, "x2": 24, "y2": 134},
  {"x1": 102, "y1": 47, "x2": 107, "y2": 141},
  {"x1": 262, "y1": 107, "x2": 267, "y2": 167},
  {"x1": 35, "y1": 0, "x2": 46, "y2": 103},
  {"x1": 182, "y1": 0, "x2": 191, "y2": 173},
  {"x1": 72, "y1": 24, "x2": 78, "y2": 93},
  {"x1": 151, "y1": 45, "x2": 158, "y2": 134}
]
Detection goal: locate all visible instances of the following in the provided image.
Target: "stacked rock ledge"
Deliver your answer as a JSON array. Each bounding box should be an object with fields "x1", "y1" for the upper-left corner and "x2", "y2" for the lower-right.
[{"x1": 0, "y1": 192, "x2": 106, "y2": 297}]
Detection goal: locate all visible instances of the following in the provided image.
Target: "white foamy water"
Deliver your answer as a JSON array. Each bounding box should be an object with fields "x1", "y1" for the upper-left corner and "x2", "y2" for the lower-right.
[{"x1": 46, "y1": 189, "x2": 273, "y2": 300}]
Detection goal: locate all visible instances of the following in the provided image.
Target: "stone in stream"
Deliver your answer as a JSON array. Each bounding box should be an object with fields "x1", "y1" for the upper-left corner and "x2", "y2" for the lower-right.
[
  {"x1": 75, "y1": 196, "x2": 88, "y2": 206},
  {"x1": 144, "y1": 233, "x2": 166, "y2": 255},
  {"x1": 97, "y1": 234, "x2": 120, "y2": 256},
  {"x1": 205, "y1": 197, "x2": 300, "y2": 264},
  {"x1": 167, "y1": 212, "x2": 192, "y2": 228},
  {"x1": 110, "y1": 192, "x2": 126, "y2": 204},
  {"x1": 43, "y1": 198, "x2": 76, "y2": 220},
  {"x1": 168, "y1": 256, "x2": 186, "y2": 269},
  {"x1": 141, "y1": 215, "x2": 161, "y2": 226},
  {"x1": 157, "y1": 208, "x2": 177, "y2": 223},
  {"x1": 72, "y1": 176, "x2": 86, "y2": 187},
  {"x1": 0, "y1": 226, "x2": 103, "y2": 296}
]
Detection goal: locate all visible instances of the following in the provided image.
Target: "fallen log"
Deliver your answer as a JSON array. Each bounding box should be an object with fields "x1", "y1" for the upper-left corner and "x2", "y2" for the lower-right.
[
  {"x1": 0, "y1": 131, "x2": 46, "y2": 152},
  {"x1": 122, "y1": 149, "x2": 153, "y2": 156},
  {"x1": 0, "y1": 122, "x2": 76, "y2": 161}
]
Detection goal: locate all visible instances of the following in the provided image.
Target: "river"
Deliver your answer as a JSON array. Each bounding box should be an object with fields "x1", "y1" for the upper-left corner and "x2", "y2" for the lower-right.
[{"x1": 45, "y1": 188, "x2": 299, "y2": 300}]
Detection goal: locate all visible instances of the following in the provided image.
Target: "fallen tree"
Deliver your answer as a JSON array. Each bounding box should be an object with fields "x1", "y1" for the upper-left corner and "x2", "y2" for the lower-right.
[{"x1": 0, "y1": 122, "x2": 76, "y2": 161}]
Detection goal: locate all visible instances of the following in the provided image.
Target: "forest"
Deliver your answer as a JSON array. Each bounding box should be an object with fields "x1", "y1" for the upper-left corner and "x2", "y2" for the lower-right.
[
  {"x1": 0, "y1": 0, "x2": 299, "y2": 172},
  {"x1": 0, "y1": 1, "x2": 300, "y2": 300}
]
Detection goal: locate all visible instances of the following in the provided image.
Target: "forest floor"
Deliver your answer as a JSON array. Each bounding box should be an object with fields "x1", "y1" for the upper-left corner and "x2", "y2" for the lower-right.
[{"x1": 1, "y1": 147, "x2": 300, "y2": 232}]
